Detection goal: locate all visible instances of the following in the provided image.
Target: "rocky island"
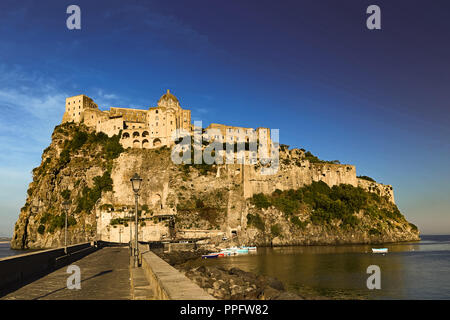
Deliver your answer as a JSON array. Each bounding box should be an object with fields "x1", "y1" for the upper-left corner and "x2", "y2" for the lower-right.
[{"x1": 11, "y1": 92, "x2": 419, "y2": 250}]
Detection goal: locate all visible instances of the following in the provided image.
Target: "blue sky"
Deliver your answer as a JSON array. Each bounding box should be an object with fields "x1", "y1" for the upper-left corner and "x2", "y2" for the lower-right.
[{"x1": 0, "y1": 0, "x2": 449, "y2": 236}]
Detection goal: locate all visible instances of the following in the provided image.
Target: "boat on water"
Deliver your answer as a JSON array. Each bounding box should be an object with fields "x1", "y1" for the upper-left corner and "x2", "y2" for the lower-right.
[
  {"x1": 220, "y1": 250, "x2": 237, "y2": 256},
  {"x1": 212, "y1": 246, "x2": 257, "y2": 257},
  {"x1": 202, "y1": 253, "x2": 219, "y2": 259},
  {"x1": 202, "y1": 252, "x2": 227, "y2": 259},
  {"x1": 372, "y1": 248, "x2": 388, "y2": 253}
]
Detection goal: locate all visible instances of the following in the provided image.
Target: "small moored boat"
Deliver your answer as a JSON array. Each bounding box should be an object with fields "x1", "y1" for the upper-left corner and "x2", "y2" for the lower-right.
[
  {"x1": 202, "y1": 253, "x2": 220, "y2": 259},
  {"x1": 372, "y1": 248, "x2": 388, "y2": 254}
]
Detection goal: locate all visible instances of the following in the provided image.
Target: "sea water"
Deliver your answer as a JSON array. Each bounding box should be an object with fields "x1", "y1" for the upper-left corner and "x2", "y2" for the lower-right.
[{"x1": 191, "y1": 235, "x2": 450, "y2": 299}]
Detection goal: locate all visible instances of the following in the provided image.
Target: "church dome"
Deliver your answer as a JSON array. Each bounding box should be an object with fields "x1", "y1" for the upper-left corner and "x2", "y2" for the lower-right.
[{"x1": 158, "y1": 89, "x2": 179, "y2": 105}]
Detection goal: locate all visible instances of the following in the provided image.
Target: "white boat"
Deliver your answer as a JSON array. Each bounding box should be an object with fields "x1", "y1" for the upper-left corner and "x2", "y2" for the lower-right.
[
  {"x1": 220, "y1": 250, "x2": 236, "y2": 256},
  {"x1": 372, "y1": 248, "x2": 388, "y2": 253}
]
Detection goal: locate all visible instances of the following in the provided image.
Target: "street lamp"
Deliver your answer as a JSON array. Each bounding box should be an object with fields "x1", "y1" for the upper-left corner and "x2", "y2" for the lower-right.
[
  {"x1": 130, "y1": 173, "x2": 142, "y2": 267},
  {"x1": 128, "y1": 208, "x2": 132, "y2": 256},
  {"x1": 62, "y1": 200, "x2": 71, "y2": 254}
]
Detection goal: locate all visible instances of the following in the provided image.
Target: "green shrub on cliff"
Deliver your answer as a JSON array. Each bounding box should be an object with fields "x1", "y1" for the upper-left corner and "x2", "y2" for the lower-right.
[
  {"x1": 47, "y1": 214, "x2": 76, "y2": 233},
  {"x1": 270, "y1": 224, "x2": 282, "y2": 237},
  {"x1": 358, "y1": 175, "x2": 376, "y2": 182},
  {"x1": 57, "y1": 126, "x2": 123, "y2": 167},
  {"x1": 290, "y1": 216, "x2": 307, "y2": 229},
  {"x1": 250, "y1": 181, "x2": 402, "y2": 229},
  {"x1": 61, "y1": 189, "x2": 71, "y2": 200},
  {"x1": 37, "y1": 224, "x2": 45, "y2": 235},
  {"x1": 247, "y1": 213, "x2": 265, "y2": 231},
  {"x1": 76, "y1": 171, "x2": 113, "y2": 214},
  {"x1": 303, "y1": 150, "x2": 341, "y2": 164},
  {"x1": 251, "y1": 193, "x2": 271, "y2": 209}
]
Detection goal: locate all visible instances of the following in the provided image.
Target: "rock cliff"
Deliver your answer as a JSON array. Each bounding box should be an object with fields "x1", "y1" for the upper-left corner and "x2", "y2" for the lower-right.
[{"x1": 11, "y1": 123, "x2": 419, "y2": 249}]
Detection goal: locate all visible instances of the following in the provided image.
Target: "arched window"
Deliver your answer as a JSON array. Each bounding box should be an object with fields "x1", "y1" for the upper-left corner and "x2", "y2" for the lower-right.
[
  {"x1": 142, "y1": 131, "x2": 149, "y2": 137},
  {"x1": 133, "y1": 140, "x2": 140, "y2": 148},
  {"x1": 153, "y1": 138, "x2": 162, "y2": 147},
  {"x1": 133, "y1": 131, "x2": 140, "y2": 138},
  {"x1": 142, "y1": 139, "x2": 149, "y2": 148},
  {"x1": 122, "y1": 132, "x2": 130, "y2": 139}
]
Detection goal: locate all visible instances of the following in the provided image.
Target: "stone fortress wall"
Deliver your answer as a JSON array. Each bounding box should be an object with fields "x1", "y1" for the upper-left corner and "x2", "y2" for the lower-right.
[{"x1": 241, "y1": 147, "x2": 395, "y2": 203}]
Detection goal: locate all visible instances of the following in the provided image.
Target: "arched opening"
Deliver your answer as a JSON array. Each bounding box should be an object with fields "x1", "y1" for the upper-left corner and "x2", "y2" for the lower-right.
[
  {"x1": 142, "y1": 131, "x2": 149, "y2": 138},
  {"x1": 153, "y1": 138, "x2": 162, "y2": 147},
  {"x1": 142, "y1": 139, "x2": 149, "y2": 148},
  {"x1": 122, "y1": 132, "x2": 130, "y2": 139},
  {"x1": 133, "y1": 131, "x2": 140, "y2": 138},
  {"x1": 133, "y1": 140, "x2": 140, "y2": 148}
]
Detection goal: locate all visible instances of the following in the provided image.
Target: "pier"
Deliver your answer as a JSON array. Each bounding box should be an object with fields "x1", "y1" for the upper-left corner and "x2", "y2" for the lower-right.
[{"x1": 0, "y1": 241, "x2": 213, "y2": 300}]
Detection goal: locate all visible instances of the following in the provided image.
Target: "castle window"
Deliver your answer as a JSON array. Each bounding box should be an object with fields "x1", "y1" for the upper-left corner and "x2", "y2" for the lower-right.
[{"x1": 156, "y1": 110, "x2": 158, "y2": 114}]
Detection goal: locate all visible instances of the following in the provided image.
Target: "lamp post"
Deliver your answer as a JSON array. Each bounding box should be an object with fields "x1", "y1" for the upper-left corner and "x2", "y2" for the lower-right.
[
  {"x1": 62, "y1": 200, "x2": 71, "y2": 255},
  {"x1": 130, "y1": 173, "x2": 142, "y2": 267},
  {"x1": 94, "y1": 198, "x2": 102, "y2": 244},
  {"x1": 128, "y1": 208, "x2": 132, "y2": 256}
]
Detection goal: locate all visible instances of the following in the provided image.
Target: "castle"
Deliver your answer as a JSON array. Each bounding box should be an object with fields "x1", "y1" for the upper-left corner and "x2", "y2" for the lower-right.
[{"x1": 62, "y1": 90, "x2": 272, "y2": 150}]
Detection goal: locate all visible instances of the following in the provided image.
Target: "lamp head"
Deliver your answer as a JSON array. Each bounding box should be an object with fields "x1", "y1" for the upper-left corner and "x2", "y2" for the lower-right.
[
  {"x1": 130, "y1": 173, "x2": 143, "y2": 193},
  {"x1": 62, "y1": 200, "x2": 71, "y2": 212}
]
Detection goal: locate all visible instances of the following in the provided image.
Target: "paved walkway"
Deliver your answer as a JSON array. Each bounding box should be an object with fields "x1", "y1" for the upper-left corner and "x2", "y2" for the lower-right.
[{"x1": 2, "y1": 247, "x2": 131, "y2": 300}]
